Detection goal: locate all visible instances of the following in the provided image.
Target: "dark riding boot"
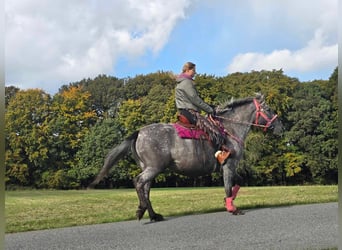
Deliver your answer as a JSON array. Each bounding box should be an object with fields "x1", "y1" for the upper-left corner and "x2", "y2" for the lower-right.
[{"x1": 222, "y1": 144, "x2": 235, "y2": 156}]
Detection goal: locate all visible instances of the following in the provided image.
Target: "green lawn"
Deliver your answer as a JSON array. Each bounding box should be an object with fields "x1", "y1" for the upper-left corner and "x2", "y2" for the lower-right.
[{"x1": 5, "y1": 185, "x2": 338, "y2": 233}]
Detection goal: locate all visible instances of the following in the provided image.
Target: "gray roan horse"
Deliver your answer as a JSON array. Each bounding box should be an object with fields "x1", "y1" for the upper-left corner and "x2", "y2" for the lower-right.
[{"x1": 89, "y1": 93, "x2": 283, "y2": 221}]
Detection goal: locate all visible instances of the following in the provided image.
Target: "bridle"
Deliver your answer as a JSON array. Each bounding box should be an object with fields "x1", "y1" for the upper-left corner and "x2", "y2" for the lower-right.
[
  {"x1": 215, "y1": 98, "x2": 278, "y2": 131},
  {"x1": 212, "y1": 98, "x2": 278, "y2": 146},
  {"x1": 253, "y1": 98, "x2": 278, "y2": 132}
]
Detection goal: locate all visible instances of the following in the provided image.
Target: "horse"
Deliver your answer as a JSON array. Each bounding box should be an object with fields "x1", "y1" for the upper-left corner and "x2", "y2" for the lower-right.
[{"x1": 88, "y1": 93, "x2": 283, "y2": 221}]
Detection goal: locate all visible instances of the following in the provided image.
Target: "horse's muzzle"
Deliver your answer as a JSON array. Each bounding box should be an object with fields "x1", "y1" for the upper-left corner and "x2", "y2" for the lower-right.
[{"x1": 271, "y1": 119, "x2": 284, "y2": 135}]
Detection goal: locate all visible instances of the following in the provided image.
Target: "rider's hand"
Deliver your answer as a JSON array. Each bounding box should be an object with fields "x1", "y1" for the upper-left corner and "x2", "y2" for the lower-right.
[{"x1": 209, "y1": 105, "x2": 216, "y2": 117}]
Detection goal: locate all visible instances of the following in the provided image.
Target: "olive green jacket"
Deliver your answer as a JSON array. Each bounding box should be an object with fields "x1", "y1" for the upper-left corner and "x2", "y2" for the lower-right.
[{"x1": 175, "y1": 75, "x2": 213, "y2": 114}]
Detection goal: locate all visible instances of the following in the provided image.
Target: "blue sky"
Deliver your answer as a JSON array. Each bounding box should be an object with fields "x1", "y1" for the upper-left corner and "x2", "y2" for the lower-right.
[{"x1": 5, "y1": 0, "x2": 338, "y2": 94}]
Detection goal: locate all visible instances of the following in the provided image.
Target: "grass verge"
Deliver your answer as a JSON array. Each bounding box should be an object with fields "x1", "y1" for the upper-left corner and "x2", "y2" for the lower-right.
[{"x1": 5, "y1": 185, "x2": 338, "y2": 233}]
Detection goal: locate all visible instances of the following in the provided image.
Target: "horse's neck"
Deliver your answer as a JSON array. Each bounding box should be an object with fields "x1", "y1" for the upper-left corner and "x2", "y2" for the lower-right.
[{"x1": 223, "y1": 103, "x2": 256, "y2": 141}]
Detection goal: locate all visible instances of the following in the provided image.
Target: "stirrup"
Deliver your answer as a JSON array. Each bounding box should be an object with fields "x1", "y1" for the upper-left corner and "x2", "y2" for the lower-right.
[{"x1": 215, "y1": 150, "x2": 230, "y2": 164}]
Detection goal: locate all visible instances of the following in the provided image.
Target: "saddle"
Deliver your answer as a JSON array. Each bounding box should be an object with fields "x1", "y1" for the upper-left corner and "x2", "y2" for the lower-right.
[
  {"x1": 177, "y1": 113, "x2": 195, "y2": 128},
  {"x1": 175, "y1": 113, "x2": 231, "y2": 164},
  {"x1": 174, "y1": 113, "x2": 208, "y2": 139}
]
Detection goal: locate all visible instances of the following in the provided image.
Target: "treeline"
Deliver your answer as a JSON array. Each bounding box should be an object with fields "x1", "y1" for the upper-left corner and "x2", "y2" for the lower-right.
[{"x1": 5, "y1": 68, "x2": 338, "y2": 189}]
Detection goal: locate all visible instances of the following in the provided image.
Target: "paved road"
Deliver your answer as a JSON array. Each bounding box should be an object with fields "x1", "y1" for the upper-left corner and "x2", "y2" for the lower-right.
[{"x1": 5, "y1": 202, "x2": 338, "y2": 250}]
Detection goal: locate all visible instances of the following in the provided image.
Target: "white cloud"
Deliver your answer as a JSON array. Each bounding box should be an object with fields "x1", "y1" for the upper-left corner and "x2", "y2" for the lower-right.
[
  {"x1": 226, "y1": 0, "x2": 338, "y2": 78},
  {"x1": 5, "y1": 0, "x2": 191, "y2": 93},
  {"x1": 228, "y1": 30, "x2": 337, "y2": 74},
  {"x1": 5, "y1": 0, "x2": 338, "y2": 94}
]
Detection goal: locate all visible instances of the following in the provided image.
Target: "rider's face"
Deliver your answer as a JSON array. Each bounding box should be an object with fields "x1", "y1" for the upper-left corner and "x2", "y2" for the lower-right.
[{"x1": 189, "y1": 67, "x2": 196, "y2": 78}]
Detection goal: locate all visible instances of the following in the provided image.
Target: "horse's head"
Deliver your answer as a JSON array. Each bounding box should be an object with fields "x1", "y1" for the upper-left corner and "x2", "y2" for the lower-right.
[
  {"x1": 215, "y1": 93, "x2": 284, "y2": 135},
  {"x1": 253, "y1": 94, "x2": 284, "y2": 135}
]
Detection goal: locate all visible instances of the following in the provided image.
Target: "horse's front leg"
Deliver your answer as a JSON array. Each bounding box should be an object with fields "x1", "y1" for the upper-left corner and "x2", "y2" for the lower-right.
[{"x1": 222, "y1": 163, "x2": 244, "y2": 215}]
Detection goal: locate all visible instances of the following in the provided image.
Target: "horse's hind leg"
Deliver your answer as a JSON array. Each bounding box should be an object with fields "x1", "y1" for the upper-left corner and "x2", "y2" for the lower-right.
[
  {"x1": 133, "y1": 168, "x2": 163, "y2": 221},
  {"x1": 143, "y1": 181, "x2": 163, "y2": 221}
]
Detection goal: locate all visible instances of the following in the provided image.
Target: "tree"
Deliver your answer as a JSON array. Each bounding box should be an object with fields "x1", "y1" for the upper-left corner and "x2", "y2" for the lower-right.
[
  {"x1": 5, "y1": 67, "x2": 338, "y2": 188},
  {"x1": 42, "y1": 86, "x2": 98, "y2": 188},
  {"x1": 284, "y1": 76, "x2": 337, "y2": 184},
  {"x1": 5, "y1": 86, "x2": 20, "y2": 107},
  {"x1": 72, "y1": 118, "x2": 130, "y2": 188},
  {"x1": 5, "y1": 89, "x2": 51, "y2": 187}
]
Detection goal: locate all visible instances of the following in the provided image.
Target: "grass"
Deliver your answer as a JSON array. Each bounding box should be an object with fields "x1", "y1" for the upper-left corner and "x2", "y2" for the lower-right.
[{"x1": 5, "y1": 185, "x2": 338, "y2": 233}]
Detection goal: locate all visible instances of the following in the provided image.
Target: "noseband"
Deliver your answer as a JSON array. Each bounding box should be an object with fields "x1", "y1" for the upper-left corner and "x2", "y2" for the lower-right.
[{"x1": 253, "y1": 98, "x2": 278, "y2": 131}]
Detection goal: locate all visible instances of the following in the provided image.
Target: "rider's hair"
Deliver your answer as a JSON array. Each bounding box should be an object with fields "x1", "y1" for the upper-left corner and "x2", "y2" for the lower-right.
[{"x1": 182, "y1": 62, "x2": 196, "y2": 73}]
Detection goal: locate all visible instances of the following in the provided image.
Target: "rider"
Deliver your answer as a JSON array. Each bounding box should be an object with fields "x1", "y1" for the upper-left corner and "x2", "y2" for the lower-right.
[{"x1": 175, "y1": 61, "x2": 231, "y2": 164}]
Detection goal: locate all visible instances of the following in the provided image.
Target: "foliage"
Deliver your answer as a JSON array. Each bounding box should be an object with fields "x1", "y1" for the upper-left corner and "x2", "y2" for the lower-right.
[
  {"x1": 5, "y1": 86, "x2": 98, "y2": 188},
  {"x1": 72, "y1": 118, "x2": 129, "y2": 188},
  {"x1": 5, "y1": 68, "x2": 338, "y2": 189},
  {"x1": 284, "y1": 76, "x2": 338, "y2": 184},
  {"x1": 5, "y1": 89, "x2": 52, "y2": 186}
]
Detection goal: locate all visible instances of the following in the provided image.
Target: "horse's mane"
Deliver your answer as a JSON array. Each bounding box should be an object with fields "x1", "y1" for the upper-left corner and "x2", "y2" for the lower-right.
[{"x1": 216, "y1": 93, "x2": 264, "y2": 113}]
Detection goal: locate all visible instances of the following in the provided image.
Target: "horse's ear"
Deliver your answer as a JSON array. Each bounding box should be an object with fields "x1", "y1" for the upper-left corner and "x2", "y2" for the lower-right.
[{"x1": 255, "y1": 92, "x2": 264, "y2": 101}]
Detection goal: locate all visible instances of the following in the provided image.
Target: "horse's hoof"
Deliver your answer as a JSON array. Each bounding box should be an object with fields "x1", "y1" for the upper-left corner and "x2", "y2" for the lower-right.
[
  {"x1": 231, "y1": 209, "x2": 244, "y2": 215},
  {"x1": 150, "y1": 213, "x2": 164, "y2": 222},
  {"x1": 136, "y1": 208, "x2": 146, "y2": 220}
]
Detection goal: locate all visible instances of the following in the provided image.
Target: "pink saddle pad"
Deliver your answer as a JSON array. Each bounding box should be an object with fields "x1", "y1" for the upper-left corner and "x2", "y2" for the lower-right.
[{"x1": 173, "y1": 123, "x2": 207, "y2": 139}]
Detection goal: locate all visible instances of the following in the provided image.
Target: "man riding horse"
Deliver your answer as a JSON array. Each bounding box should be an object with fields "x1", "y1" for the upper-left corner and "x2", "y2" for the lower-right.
[{"x1": 175, "y1": 61, "x2": 232, "y2": 165}]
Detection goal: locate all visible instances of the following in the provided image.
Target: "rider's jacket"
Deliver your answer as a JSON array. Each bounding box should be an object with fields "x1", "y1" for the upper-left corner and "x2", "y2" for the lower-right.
[{"x1": 175, "y1": 74, "x2": 213, "y2": 114}]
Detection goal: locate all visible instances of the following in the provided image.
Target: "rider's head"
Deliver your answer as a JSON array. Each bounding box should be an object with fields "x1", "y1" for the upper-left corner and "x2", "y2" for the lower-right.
[{"x1": 182, "y1": 62, "x2": 196, "y2": 78}]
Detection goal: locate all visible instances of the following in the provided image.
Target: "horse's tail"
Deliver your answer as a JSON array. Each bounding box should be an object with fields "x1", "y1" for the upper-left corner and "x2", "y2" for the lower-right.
[{"x1": 87, "y1": 131, "x2": 139, "y2": 189}]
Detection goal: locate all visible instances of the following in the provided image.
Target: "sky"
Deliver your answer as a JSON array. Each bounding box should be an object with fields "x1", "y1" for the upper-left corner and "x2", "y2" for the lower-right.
[{"x1": 5, "y1": 0, "x2": 338, "y2": 94}]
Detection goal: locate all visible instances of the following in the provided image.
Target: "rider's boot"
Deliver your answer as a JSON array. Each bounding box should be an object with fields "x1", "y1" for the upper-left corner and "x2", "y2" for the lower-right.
[
  {"x1": 215, "y1": 145, "x2": 231, "y2": 165},
  {"x1": 224, "y1": 197, "x2": 236, "y2": 212},
  {"x1": 215, "y1": 150, "x2": 230, "y2": 165}
]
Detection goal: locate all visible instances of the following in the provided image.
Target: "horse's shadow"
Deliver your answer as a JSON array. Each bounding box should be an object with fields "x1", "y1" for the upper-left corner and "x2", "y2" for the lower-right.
[
  {"x1": 141, "y1": 204, "x2": 299, "y2": 225},
  {"x1": 141, "y1": 208, "x2": 248, "y2": 225}
]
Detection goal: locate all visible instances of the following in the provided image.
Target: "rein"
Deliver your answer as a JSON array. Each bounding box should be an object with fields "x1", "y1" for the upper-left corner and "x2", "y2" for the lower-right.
[
  {"x1": 215, "y1": 98, "x2": 278, "y2": 144},
  {"x1": 216, "y1": 98, "x2": 278, "y2": 130}
]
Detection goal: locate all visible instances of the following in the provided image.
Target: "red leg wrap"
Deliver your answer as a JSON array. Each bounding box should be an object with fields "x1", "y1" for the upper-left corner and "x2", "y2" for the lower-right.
[{"x1": 225, "y1": 197, "x2": 236, "y2": 212}]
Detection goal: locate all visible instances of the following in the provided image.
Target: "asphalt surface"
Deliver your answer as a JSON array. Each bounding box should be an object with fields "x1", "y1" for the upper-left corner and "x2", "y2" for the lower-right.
[{"x1": 5, "y1": 202, "x2": 338, "y2": 250}]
